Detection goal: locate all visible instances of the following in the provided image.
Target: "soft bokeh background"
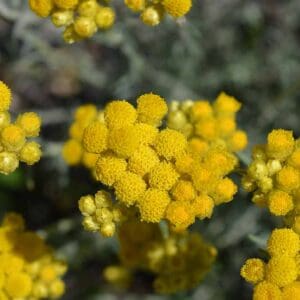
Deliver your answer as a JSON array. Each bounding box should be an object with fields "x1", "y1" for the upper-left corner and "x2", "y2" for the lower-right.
[{"x1": 0, "y1": 0, "x2": 299, "y2": 299}]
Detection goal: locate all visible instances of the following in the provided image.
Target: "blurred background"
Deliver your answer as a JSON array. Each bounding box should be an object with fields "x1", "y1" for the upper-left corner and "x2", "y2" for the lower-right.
[{"x1": 0, "y1": 0, "x2": 299, "y2": 299}]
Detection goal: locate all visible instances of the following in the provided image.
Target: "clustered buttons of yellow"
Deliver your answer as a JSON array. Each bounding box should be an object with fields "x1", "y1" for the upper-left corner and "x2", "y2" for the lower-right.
[
  {"x1": 29, "y1": 0, "x2": 115, "y2": 43},
  {"x1": 125, "y1": 0, "x2": 192, "y2": 26},
  {"x1": 167, "y1": 92, "x2": 248, "y2": 154},
  {"x1": 103, "y1": 220, "x2": 217, "y2": 294},
  {"x1": 78, "y1": 190, "x2": 127, "y2": 237},
  {"x1": 241, "y1": 228, "x2": 300, "y2": 299},
  {"x1": 0, "y1": 81, "x2": 42, "y2": 175},
  {"x1": 0, "y1": 212, "x2": 67, "y2": 299},
  {"x1": 242, "y1": 129, "x2": 300, "y2": 231},
  {"x1": 62, "y1": 104, "x2": 103, "y2": 172},
  {"x1": 29, "y1": 0, "x2": 192, "y2": 43},
  {"x1": 80, "y1": 93, "x2": 238, "y2": 234}
]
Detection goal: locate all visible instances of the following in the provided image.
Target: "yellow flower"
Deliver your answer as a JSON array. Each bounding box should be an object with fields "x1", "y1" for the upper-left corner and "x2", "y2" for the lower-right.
[
  {"x1": 267, "y1": 228, "x2": 299, "y2": 257},
  {"x1": 213, "y1": 92, "x2": 241, "y2": 115},
  {"x1": 0, "y1": 112, "x2": 10, "y2": 130},
  {"x1": 114, "y1": 172, "x2": 146, "y2": 206},
  {"x1": 105, "y1": 100, "x2": 137, "y2": 130},
  {"x1": 0, "y1": 81, "x2": 11, "y2": 111},
  {"x1": 137, "y1": 93, "x2": 168, "y2": 126},
  {"x1": 78, "y1": 0, "x2": 98, "y2": 17},
  {"x1": 265, "y1": 256, "x2": 298, "y2": 287},
  {"x1": 83, "y1": 121, "x2": 108, "y2": 153},
  {"x1": 171, "y1": 180, "x2": 196, "y2": 202},
  {"x1": 19, "y1": 141, "x2": 42, "y2": 165},
  {"x1": 62, "y1": 139, "x2": 82, "y2": 165},
  {"x1": 268, "y1": 190, "x2": 294, "y2": 216},
  {"x1": 240, "y1": 258, "x2": 265, "y2": 284},
  {"x1": 190, "y1": 101, "x2": 213, "y2": 121},
  {"x1": 228, "y1": 130, "x2": 248, "y2": 152},
  {"x1": 16, "y1": 112, "x2": 41, "y2": 137},
  {"x1": 95, "y1": 7, "x2": 115, "y2": 30},
  {"x1": 74, "y1": 17, "x2": 97, "y2": 38},
  {"x1": 95, "y1": 154, "x2": 127, "y2": 186},
  {"x1": 5, "y1": 272, "x2": 32, "y2": 298},
  {"x1": 154, "y1": 129, "x2": 187, "y2": 160},
  {"x1": 29, "y1": 0, "x2": 54, "y2": 18},
  {"x1": 0, "y1": 152, "x2": 19, "y2": 175},
  {"x1": 276, "y1": 166, "x2": 300, "y2": 192},
  {"x1": 148, "y1": 162, "x2": 179, "y2": 191},
  {"x1": 282, "y1": 282, "x2": 300, "y2": 300},
  {"x1": 253, "y1": 281, "x2": 282, "y2": 300},
  {"x1": 1, "y1": 124, "x2": 26, "y2": 152},
  {"x1": 212, "y1": 178, "x2": 237, "y2": 205},
  {"x1": 267, "y1": 129, "x2": 295, "y2": 160},
  {"x1": 138, "y1": 189, "x2": 171, "y2": 222},
  {"x1": 141, "y1": 6, "x2": 163, "y2": 26},
  {"x1": 128, "y1": 145, "x2": 159, "y2": 176},
  {"x1": 162, "y1": 0, "x2": 192, "y2": 18},
  {"x1": 192, "y1": 194, "x2": 214, "y2": 219},
  {"x1": 166, "y1": 201, "x2": 194, "y2": 231}
]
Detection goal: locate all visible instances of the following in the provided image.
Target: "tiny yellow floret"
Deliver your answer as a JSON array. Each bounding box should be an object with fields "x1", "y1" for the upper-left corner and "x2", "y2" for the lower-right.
[
  {"x1": 83, "y1": 121, "x2": 108, "y2": 153},
  {"x1": 19, "y1": 141, "x2": 42, "y2": 165},
  {"x1": 240, "y1": 258, "x2": 265, "y2": 284},
  {"x1": 1, "y1": 124, "x2": 26, "y2": 152},
  {"x1": 62, "y1": 139, "x2": 82, "y2": 165},
  {"x1": 162, "y1": 0, "x2": 192, "y2": 18},
  {"x1": 29, "y1": 0, "x2": 54, "y2": 18},
  {"x1": 16, "y1": 112, "x2": 41, "y2": 137},
  {"x1": 95, "y1": 7, "x2": 115, "y2": 29},
  {"x1": 268, "y1": 190, "x2": 294, "y2": 216}
]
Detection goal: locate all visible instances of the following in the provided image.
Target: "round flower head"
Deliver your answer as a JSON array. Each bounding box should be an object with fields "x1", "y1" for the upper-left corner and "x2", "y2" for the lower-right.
[
  {"x1": 19, "y1": 141, "x2": 42, "y2": 165},
  {"x1": 114, "y1": 172, "x2": 146, "y2": 206},
  {"x1": 0, "y1": 152, "x2": 19, "y2": 175},
  {"x1": 268, "y1": 190, "x2": 294, "y2": 216},
  {"x1": 1, "y1": 124, "x2": 26, "y2": 152},
  {"x1": 166, "y1": 201, "x2": 195, "y2": 231},
  {"x1": 141, "y1": 6, "x2": 163, "y2": 26},
  {"x1": 253, "y1": 281, "x2": 282, "y2": 300},
  {"x1": 212, "y1": 178, "x2": 237, "y2": 205},
  {"x1": 83, "y1": 121, "x2": 108, "y2": 153},
  {"x1": 74, "y1": 104, "x2": 97, "y2": 125},
  {"x1": 282, "y1": 282, "x2": 300, "y2": 300},
  {"x1": 265, "y1": 256, "x2": 298, "y2": 287},
  {"x1": 62, "y1": 139, "x2": 82, "y2": 165},
  {"x1": 138, "y1": 189, "x2": 171, "y2": 222},
  {"x1": 16, "y1": 112, "x2": 41, "y2": 137},
  {"x1": 5, "y1": 272, "x2": 32, "y2": 298},
  {"x1": 162, "y1": 0, "x2": 192, "y2": 18},
  {"x1": 95, "y1": 154, "x2": 127, "y2": 186},
  {"x1": 154, "y1": 129, "x2": 187, "y2": 160},
  {"x1": 190, "y1": 101, "x2": 213, "y2": 121},
  {"x1": 29, "y1": 0, "x2": 54, "y2": 17},
  {"x1": 228, "y1": 130, "x2": 248, "y2": 152},
  {"x1": 0, "y1": 81, "x2": 11, "y2": 111},
  {"x1": 78, "y1": 0, "x2": 98, "y2": 17},
  {"x1": 51, "y1": 10, "x2": 74, "y2": 27},
  {"x1": 267, "y1": 228, "x2": 300, "y2": 257},
  {"x1": 267, "y1": 129, "x2": 295, "y2": 160},
  {"x1": 240, "y1": 258, "x2": 265, "y2": 284},
  {"x1": 95, "y1": 7, "x2": 115, "y2": 29},
  {"x1": 171, "y1": 180, "x2": 196, "y2": 202},
  {"x1": 276, "y1": 166, "x2": 300, "y2": 192},
  {"x1": 137, "y1": 93, "x2": 168, "y2": 126},
  {"x1": 74, "y1": 17, "x2": 97, "y2": 38},
  {"x1": 213, "y1": 92, "x2": 241, "y2": 115},
  {"x1": 104, "y1": 100, "x2": 137, "y2": 130},
  {"x1": 148, "y1": 162, "x2": 179, "y2": 191},
  {"x1": 192, "y1": 194, "x2": 214, "y2": 219}
]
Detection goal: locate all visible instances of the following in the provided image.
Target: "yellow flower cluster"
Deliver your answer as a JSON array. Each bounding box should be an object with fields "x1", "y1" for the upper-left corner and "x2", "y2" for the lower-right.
[
  {"x1": 125, "y1": 0, "x2": 192, "y2": 26},
  {"x1": 29, "y1": 0, "x2": 115, "y2": 43},
  {"x1": 0, "y1": 212, "x2": 67, "y2": 299},
  {"x1": 241, "y1": 228, "x2": 300, "y2": 299},
  {"x1": 81, "y1": 93, "x2": 238, "y2": 233},
  {"x1": 62, "y1": 104, "x2": 102, "y2": 171},
  {"x1": 167, "y1": 92, "x2": 248, "y2": 154},
  {"x1": 0, "y1": 81, "x2": 42, "y2": 175},
  {"x1": 78, "y1": 190, "x2": 127, "y2": 237},
  {"x1": 104, "y1": 220, "x2": 217, "y2": 294},
  {"x1": 242, "y1": 129, "x2": 300, "y2": 230},
  {"x1": 29, "y1": 0, "x2": 192, "y2": 42}
]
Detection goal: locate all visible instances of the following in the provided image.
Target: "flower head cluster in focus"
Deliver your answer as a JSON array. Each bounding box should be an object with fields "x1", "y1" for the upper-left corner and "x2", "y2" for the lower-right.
[
  {"x1": 241, "y1": 228, "x2": 300, "y2": 300},
  {"x1": 29, "y1": 0, "x2": 192, "y2": 43},
  {"x1": 77, "y1": 92, "x2": 244, "y2": 237},
  {"x1": 103, "y1": 219, "x2": 217, "y2": 294},
  {"x1": 167, "y1": 92, "x2": 248, "y2": 154},
  {"x1": 0, "y1": 213, "x2": 67, "y2": 299},
  {"x1": 242, "y1": 129, "x2": 300, "y2": 231},
  {"x1": 0, "y1": 81, "x2": 42, "y2": 175}
]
